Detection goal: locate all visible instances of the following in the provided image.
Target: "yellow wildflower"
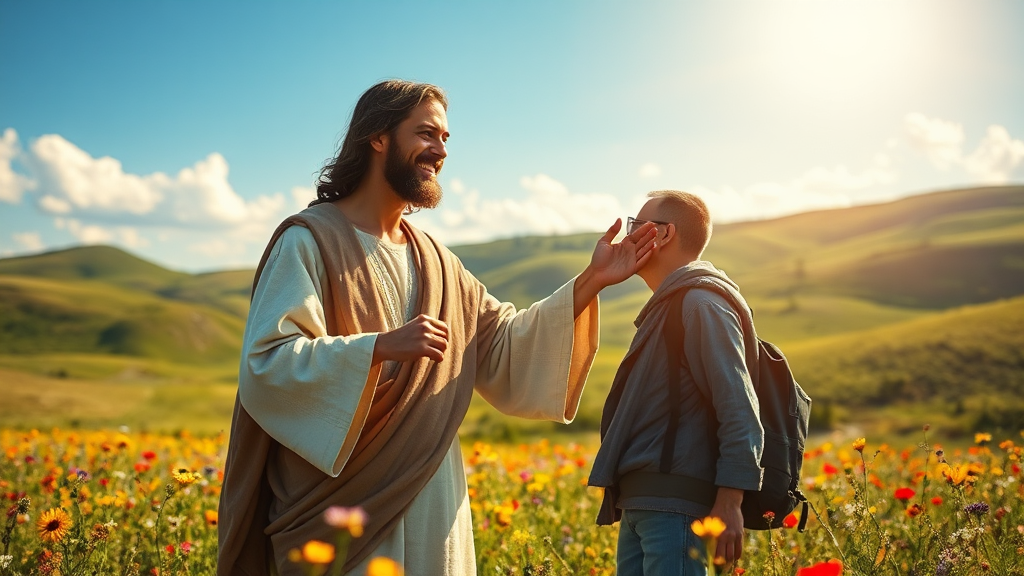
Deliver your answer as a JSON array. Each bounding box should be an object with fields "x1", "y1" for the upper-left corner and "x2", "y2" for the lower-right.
[
  {"x1": 511, "y1": 529, "x2": 533, "y2": 546},
  {"x1": 691, "y1": 516, "x2": 726, "y2": 539},
  {"x1": 852, "y1": 438, "x2": 866, "y2": 452},
  {"x1": 299, "y1": 540, "x2": 335, "y2": 564},
  {"x1": 975, "y1": 432, "x2": 992, "y2": 444},
  {"x1": 37, "y1": 508, "x2": 73, "y2": 543},
  {"x1": 943, "y1": 464, "x2": 972, "y2": 486},
  {"x1": 172, "y1": 468, "x2": 201, "y2": 487}
]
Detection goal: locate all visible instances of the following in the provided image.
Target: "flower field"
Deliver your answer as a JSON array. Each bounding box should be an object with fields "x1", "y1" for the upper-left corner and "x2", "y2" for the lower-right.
[{"x1": 2, "y1": 428, "x2": 1022, "y2": 575}]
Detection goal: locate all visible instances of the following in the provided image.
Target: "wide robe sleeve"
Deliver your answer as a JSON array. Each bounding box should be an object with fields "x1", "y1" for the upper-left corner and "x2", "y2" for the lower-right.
[
  {"x1": 238, "y1": 226, "x2": 380, "y2": 477},
  {"x1": 471, "y1": 274, "x2": 600, "y2": 423}
]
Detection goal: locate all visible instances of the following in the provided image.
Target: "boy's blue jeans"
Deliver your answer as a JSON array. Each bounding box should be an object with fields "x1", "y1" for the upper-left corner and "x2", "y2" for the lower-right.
[{"x1": 616, "y1": 509, "x2": 708, "y2": 576}]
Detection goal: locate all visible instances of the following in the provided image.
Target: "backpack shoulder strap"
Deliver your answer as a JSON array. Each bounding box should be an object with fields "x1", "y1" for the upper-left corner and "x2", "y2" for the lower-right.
[{"x1": 659, "y1": 288, "x2": 688, "y2": 473}]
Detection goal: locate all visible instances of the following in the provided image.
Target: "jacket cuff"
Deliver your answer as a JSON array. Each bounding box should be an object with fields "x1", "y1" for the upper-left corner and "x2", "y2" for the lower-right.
[{"x1": 715, "y1": 460, "x2": 764, "y2": 491}]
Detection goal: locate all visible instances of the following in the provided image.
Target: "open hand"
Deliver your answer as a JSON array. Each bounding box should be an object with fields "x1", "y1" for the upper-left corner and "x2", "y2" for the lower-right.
[
  {"x1": 587, "y1": 218, "x2": 657, "y2": 288},
  {"x1": 372, "y1": 314, "x2": 449, "y2": 364}
]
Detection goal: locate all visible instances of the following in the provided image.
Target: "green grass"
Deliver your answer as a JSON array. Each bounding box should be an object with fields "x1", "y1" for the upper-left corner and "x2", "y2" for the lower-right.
[
  {"x1": 0, "y1": 354, "x2": 238, "y2": 435},
  {"x1": 787, "y1": 295, "x2": 1024, "y2": 437}
]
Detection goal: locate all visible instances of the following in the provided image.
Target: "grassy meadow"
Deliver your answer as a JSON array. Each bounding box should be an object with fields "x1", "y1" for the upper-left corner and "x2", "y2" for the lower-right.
[{"x1": 1, "y1": 429, "x2": 1022, "y2": 575}]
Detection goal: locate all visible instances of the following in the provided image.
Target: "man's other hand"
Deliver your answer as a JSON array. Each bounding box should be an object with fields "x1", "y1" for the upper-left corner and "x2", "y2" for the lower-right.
[
  {"x1": 373, "y1": 314, "x2": 450, "y2": 364},
  {"x1": 709, "y1": 487, "x2": 745, "y2": 567}
]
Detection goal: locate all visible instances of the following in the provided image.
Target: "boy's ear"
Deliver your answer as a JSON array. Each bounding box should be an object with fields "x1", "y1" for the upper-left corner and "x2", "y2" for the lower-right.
[{"x1": 663, "y1": 223, "x2": 676, "y2": 245}]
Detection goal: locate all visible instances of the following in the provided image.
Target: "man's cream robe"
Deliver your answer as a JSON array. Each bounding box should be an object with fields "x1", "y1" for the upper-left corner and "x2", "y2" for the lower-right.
[{"x1": 223, "y1": 208, "x2": 599, "y2": 575}]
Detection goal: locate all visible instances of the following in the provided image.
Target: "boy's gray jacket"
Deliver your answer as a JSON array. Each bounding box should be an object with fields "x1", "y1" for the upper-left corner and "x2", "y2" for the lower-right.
[{"x1": 589, "y1": 261, "x2": 765, "y2": 525}]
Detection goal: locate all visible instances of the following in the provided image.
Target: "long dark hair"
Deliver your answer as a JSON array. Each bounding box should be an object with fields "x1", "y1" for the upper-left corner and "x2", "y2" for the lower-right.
[{"x1": 311, "y1": 80, "x2": 448, "y2": 206}]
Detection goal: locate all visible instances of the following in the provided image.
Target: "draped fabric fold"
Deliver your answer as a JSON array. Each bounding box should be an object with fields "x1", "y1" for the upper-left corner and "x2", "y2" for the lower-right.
[{"x1": 219, "y1": 203, "x2": 502, "y2": 574}]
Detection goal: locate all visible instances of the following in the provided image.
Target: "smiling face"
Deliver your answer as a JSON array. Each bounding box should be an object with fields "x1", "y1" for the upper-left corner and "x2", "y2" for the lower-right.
[{"x1": 383, "y1": 98, "x2": 449, "y2": 209}]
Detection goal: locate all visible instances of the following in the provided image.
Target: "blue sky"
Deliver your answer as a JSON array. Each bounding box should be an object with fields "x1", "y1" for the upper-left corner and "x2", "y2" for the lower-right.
[{"x1": 2, "y1": 1, "x2": 1022, "y2": 271}]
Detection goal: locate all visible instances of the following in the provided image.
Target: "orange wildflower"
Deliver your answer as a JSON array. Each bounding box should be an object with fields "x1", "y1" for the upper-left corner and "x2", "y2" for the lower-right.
[
  {"x1": 297, "y1": 540, "x2": 334, "y2": 565},
  {"x1": 367, "y1": 557, "x2": 404, "y2": 576}
]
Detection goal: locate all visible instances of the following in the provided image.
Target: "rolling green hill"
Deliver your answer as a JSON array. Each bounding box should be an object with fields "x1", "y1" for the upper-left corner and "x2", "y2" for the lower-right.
[
  {"x1": 462, "y1": 185, "x2": 1024, "y2": 312},
  {"x1": 786, "y1": 295, "x2": 1024, "y2": 436},
  {"x1": 1, "y1": 184, "x2": 1022, "y2": 439},
  {"x1": 0, "y1": 275, "x2": 244, "y2": 364},
  {"x1": 0, "y1": 244, "x2": 187, "y2": 292}
]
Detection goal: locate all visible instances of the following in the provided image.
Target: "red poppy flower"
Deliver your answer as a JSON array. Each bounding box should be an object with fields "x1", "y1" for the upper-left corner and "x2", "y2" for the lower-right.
[
  {"x1": 931, "y1": 497, "x2": 943, "y2": 506},
  {"x1": 783, "y1": 513, "x2": 799, "y2": 529},
  {"x1": 894, "y1": 487, "x2": 915, "y2": 501},
  {"x1": 796, "y1": 559, "x2": 843, "y2": 576},
  {"x1": 822, "y1": 463, "x2": 838, "y2": 475}
]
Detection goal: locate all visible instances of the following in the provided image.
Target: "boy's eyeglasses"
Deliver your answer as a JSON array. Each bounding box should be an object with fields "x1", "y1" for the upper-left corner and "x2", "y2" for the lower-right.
[{"x1": 627, "y1": 216, "x2": 670, "y2": 235}]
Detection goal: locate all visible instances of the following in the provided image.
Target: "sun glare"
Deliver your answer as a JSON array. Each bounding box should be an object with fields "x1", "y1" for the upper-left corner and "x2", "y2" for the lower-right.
[{"x1": 737, "y1": 2, "x2": 954, "y2": 105}]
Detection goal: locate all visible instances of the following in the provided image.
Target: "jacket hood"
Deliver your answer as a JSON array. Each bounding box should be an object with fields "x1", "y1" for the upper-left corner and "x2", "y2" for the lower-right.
[{"x1": 634, "y1": 261, "x2": 741, "y2": 328}]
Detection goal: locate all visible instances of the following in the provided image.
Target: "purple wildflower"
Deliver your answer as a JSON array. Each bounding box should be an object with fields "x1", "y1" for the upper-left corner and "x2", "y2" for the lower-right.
[{"x1": 963, "y1": 501, "x2": 989, "y2": 516}]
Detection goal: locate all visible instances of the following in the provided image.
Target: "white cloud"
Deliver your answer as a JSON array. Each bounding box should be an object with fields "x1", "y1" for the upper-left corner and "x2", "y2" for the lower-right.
[
  {"x1": 31, "y1": 134, "x2": 163, "y2": 214},
  {"x1": 692, "y1": 158, "x2": 897, "y2": 223},
  {"x1": 413, "y1": 173, "x2": 624, "y2": 244},
  {"x1": 53, "y1": 217, "x2": 149, "y2": 248},
  {"x1": 904, "y1": 112, "x2": 964, "y2": 169},
  {"x1": 56, "y1": 217, "x2": 115, "y2": 245},
  {"x1": 12, "y1": 231, "x2": 44, "y2": 252},
  {"x1": 118, "y1": 227, "x2": 148, "y2": 249},
  {"x1": 20, "y1": 133, "x2": 288, "y2": 235},
  {"x1": 291, "y1": 186, "x2": 316, "y2": 210},
  {"x1": 638, "y1": 162, "x2": 662, "y2": 179},
  {"x1": 903, "y1": 113, "x2": 1024, "y2": 183},
  {"x1": 39, "y1": 195, "x2": 72, "y2": 214},
  {"x1": 962, "y1": 125, "x2": 1024, "y2": 184},
  {"x1": 0, "y1": 128, "x2": 37, "y2": 203},
  {"x1": 188, "y1": 237, "x2": 245, "y2": 258}
]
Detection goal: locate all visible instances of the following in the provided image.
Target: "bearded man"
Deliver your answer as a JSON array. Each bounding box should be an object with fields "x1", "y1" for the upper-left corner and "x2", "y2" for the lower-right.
[{"x1": 218, "y1": 80, "x2": 657, "y2": 576}]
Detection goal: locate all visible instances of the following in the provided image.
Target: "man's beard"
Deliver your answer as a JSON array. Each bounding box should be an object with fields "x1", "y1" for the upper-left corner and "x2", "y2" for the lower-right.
[{"x1": 384, "y1": 139, "x2": 443, "y2": 209}]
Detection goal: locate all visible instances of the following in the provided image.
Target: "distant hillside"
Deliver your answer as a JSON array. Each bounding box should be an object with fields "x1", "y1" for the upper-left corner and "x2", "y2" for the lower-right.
[
  {"x1": 1, "y1": 185, "x2": 1020, "y2": 357},
  {"x1": 1, "y1": 185, "x2": 1022, "y2": 439},
  {"x1": 786, "y1": 295, "x2": 1024, "y2": 435},
  {"x1": 0, "y1": 275, "x2": 244, "y2": 364},
  {"x1": 0, "y1": 245, "x2": 188, "y2": 292},
  {"x1": 0, "y1": 245, "x2": 255, "y2": 319},
  {"x1": 459, "y1": 185, "x2": 1024, "y2": 312}
]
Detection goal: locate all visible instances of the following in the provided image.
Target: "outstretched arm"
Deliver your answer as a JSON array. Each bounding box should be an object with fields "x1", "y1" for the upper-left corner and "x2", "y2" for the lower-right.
[{"x1": 573, "y1": 218, "x2": 657, "y2": 317}]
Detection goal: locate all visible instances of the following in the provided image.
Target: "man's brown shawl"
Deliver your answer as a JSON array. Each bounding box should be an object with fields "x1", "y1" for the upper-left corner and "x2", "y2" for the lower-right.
[{"x1": 218, "y1": 203, "x2": 517, "y2": 574}]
